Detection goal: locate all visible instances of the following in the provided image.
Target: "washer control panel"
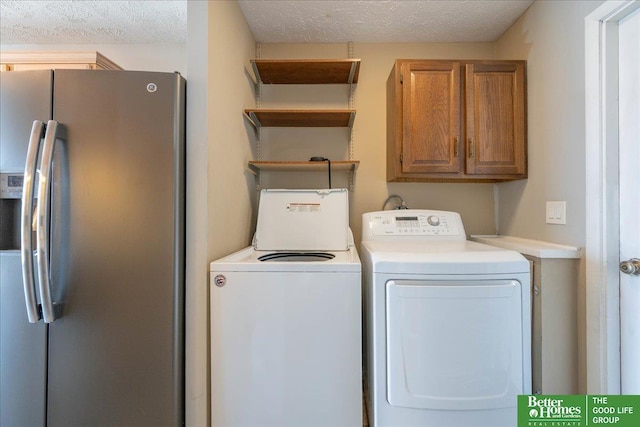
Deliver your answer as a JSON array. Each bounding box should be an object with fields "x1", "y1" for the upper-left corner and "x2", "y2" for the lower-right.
[{"x1": 362, "y1": 209, "x2": 466, "y2": 240}]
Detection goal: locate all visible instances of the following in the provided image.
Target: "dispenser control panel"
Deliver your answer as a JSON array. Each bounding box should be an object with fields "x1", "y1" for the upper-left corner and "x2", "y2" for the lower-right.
[{"x1": 0, "y1": 173, "x2": 23, "y2": 199}]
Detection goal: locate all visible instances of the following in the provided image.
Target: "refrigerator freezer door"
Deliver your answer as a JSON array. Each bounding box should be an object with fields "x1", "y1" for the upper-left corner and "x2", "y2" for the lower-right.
[
  {"x1": 46, "y1": 70, "x2": 185, "y2": 427},
  {"x1": 0, "y1": 70, "x2": 52, "y2": 172},
  {"x1": 0, "y1": 253, "x2": 47, "y2": 427},
  {"x1": 0, "y1": 70, "x2": 51, "y2": 427}
]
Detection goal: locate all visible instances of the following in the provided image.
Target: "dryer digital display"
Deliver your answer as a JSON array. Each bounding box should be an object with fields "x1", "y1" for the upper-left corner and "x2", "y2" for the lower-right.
[{"x1": 394, "y1": 216, "x2": 419, "y2": 227}]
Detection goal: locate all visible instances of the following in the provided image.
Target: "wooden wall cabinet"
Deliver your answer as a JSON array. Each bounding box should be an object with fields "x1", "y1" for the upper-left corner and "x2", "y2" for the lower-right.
[
  {"x1": 387, "y1": 59, "x2": 527, "y2": 182},
  {"x1": 0, "y1": 51, "x2": 122, "y2": 72}
]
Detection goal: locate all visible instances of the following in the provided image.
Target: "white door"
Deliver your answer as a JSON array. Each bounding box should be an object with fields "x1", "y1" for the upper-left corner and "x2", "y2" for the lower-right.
[
  {"x1": 619, "y1": 7, "x2": 640, "y2": 394},
  {"x1": 385, "y1": 279, "x2": 525, "y2": 410}
]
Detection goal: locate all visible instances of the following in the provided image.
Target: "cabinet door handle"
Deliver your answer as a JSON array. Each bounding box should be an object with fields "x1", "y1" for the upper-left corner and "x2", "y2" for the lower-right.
[
  {"x1": 453, "y1": 137, "x2": 459, "y2": 157},
  {"x1": 468, "y1": 138, "x2": 474, "y2": 158}
]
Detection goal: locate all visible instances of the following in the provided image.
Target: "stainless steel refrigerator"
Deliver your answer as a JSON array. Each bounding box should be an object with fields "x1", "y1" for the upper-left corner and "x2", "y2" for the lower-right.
[{"x1": 0, "y1": 69, "x2": 185, "y2": 427}]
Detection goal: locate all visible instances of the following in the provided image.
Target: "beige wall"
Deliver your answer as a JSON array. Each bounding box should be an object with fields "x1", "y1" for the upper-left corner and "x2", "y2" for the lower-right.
[
  {"x1": 258, "y1": 42, "x2": 500, "y2": 244},
  {"x1": 185, "y1": 1, "x2": 256, "y2": 425},
  {"x1": 207, "y1": 2, "x2": 257, "y2": 258},
  {"x1": 495, "y1": 0, "x2": 605, "y2": 393},
  {"x1": 495, "y1": 0, "x2": 602, "y2": 246},
  {"x1": 185, "y1": 1, "x2": 208, "y2": 425}
]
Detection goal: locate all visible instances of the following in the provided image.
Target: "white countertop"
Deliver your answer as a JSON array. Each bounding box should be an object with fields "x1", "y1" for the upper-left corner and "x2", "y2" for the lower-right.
[{"x1": 469, "y1": 235, "x2": 582, "y2": 259}]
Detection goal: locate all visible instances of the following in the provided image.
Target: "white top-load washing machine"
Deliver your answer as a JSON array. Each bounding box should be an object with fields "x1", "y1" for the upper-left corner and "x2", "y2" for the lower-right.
[
  {"x1": 361, "y1": 210, "x2": 531, "y2": 427},
  {"x1": 210, "y1": 189, "x2": 362, "y2": 427}
]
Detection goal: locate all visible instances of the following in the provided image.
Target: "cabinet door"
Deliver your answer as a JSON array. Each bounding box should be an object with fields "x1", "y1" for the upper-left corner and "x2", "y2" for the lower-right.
[
  {"x1": 401, "y1": 61, "x2": 462, "y2": 174},
  {"x1": 465, "y1": 62, "x2": 527, "y2": 176}
]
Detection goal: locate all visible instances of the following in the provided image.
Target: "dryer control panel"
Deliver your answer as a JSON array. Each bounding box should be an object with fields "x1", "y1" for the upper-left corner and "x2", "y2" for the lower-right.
[{"x1": 362, "y1": 210, "x2": 466, "y2": 241}]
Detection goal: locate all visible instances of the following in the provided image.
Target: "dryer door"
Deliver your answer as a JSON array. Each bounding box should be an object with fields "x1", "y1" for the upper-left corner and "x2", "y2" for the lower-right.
[{"x1": 386, "y1": 279, "x2": 524, "y2": 411}]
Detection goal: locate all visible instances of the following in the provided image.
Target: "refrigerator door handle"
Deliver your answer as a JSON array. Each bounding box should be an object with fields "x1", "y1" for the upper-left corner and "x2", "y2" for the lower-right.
[
  {"x1": 36, "y1": 120, "x2": 61, "y2": 323},
  {"x1": 21, "y1": 121, "x2": 45, "y2": 323}
]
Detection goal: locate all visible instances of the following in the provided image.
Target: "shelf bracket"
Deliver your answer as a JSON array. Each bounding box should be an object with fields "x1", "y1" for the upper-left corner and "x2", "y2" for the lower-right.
[
  {"x1": 254, "y1": 171, "x2": 262, "y2": 191},
  {"x1": 349, "y1": 168, "x2": 355, "y2": 192},
  {"x1": 243, "y1": 111, "x2": 262, "y2": 129},
  {"x1": 253, "y1": 42, "x2": 262, "y2": 110},
  {"x1": 250, "y1": 60, "x2": 262, "y2": 84},
  {"x1": 347, "y1": 62, "x2": 357, "y2": 85},
  {"x1": 347, "y1": 111, "x2": 356, "y2": 129},
  {"x1": 250, "y1": 111, "x2": 262, "y2": 128},
  {"x1": 248, "y1": 164, "x2": 262, "y2": 191}
]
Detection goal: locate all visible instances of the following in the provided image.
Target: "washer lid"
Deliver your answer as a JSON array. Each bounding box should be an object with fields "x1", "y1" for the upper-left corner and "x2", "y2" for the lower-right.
[
  {"x1": 361, "y1": 240, "x2": 529, "y2": 275},
  {"x1": 254, "y1": 189, "x2": 349, "y2": 251}
]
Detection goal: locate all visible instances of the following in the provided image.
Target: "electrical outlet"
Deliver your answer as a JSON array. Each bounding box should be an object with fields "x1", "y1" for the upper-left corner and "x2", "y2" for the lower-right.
[{"x1": 546, "y1": 201, "x2": 566, "y2": 224}]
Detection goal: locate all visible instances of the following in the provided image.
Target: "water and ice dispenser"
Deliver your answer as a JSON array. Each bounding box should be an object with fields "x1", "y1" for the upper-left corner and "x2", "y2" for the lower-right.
[{"x1": 0, "y1": 173, "x2": 24, "y2": 250}]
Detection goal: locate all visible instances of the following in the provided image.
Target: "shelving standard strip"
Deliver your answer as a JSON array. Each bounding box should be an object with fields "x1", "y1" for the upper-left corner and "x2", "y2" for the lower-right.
[
  {"x1": 347, "y1": 41, "x2": 356, "y2": 85},
  {"x1": 253, "y1": 42, "x2": 262, "y2": 190},
  {"x1": 347, "y1": 42, "x2": 357, "y2": 192}
]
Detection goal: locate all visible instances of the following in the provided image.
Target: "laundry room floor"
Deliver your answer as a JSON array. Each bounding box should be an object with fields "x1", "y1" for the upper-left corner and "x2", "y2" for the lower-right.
[
  {"x1": 362, "y1": 379, "x2": 369, "y2": 427},
  {"x1": 362, "y1": 395, "x2": 368, "y2": 426}
]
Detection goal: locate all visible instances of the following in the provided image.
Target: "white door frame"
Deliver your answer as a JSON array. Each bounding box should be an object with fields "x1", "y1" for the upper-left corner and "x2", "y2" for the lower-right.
[{"x1": 585, "y1": 0, "x2": 640, "y2": 394}]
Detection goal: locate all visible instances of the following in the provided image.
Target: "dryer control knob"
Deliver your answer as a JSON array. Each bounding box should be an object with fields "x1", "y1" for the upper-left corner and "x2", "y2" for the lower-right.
[{"x1": 427, "y1": 215, "x2": 440, "y2": 226}]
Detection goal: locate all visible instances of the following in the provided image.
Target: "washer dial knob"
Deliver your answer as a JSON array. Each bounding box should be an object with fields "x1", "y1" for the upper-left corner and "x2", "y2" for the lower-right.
[{"x1": 427, "y1": 215, "x2": 440, "y2": 226}]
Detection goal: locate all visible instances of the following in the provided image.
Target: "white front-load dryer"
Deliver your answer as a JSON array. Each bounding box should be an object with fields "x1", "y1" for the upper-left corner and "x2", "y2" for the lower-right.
[{"x1": 361, "y1": 210, "x2": 531, "y2": 427}]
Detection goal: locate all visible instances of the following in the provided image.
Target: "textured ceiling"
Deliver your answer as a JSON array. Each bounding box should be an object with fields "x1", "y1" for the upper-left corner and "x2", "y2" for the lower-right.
[
  {"x1": 0, "y1": 0, "x2": 534, "y2": 45},
  {"x1": 237, "y1": 0, "x2": 535, "y2": 43},
  {"x1": 0, "y1": 0, "x2": 187, "y2": 44}
]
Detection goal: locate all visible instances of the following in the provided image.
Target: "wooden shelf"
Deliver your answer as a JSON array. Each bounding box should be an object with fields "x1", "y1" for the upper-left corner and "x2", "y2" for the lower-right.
[
  {"x1": 246, "y1": 55, "x2": 360, "y2": 191},
  {"x1": 244, "y1": 109, "x2": 355, "y2": 128},
  {"x1": 251, "y1": 59, "x2": 360, "y2": 84},
  {"x1": 248, "y1": 160, "x2": 359, "y2": 174}
]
